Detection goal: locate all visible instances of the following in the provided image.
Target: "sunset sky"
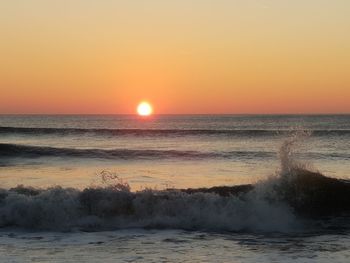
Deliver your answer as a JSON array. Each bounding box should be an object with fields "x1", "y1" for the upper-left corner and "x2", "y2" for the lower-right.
[{"x1": 1, "y1": 0, "x2": 349, "y2": 114}]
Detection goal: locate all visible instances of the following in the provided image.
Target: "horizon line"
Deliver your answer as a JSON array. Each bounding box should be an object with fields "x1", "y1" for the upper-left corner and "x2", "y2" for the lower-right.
[{"x1": 0, "y1": 113, "x2": 350, "y2": 116}]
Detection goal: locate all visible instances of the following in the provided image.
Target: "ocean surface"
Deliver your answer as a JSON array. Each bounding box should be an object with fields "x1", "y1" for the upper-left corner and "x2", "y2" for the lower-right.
[{"x1": 0, "y1": 114, "x2": 349, "y2": 262}]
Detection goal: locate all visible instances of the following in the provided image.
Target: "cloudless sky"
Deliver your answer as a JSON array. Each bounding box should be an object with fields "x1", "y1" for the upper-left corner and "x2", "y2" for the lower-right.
[{"x1": 1, "y1": 0, "x2": 349, "y2": 114}]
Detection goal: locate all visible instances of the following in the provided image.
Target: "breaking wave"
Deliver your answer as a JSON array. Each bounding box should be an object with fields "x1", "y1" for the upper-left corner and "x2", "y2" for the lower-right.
[
  {"x1": 0, "y1": 185, "x2": 299, "y2": 232},
  {"x1": 0, "y1": 133, "x2": 349, "y2": 233}
]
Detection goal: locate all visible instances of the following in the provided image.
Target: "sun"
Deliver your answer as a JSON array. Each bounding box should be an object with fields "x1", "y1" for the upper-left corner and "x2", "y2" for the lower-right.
[{"x1": 137, "y1": 102, "x2": 153, "y2": 116}]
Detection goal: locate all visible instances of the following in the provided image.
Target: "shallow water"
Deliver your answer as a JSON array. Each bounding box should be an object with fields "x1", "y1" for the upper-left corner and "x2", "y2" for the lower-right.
[{"x1": 1, "y1": 229, "x2": 350, "y2": 263}]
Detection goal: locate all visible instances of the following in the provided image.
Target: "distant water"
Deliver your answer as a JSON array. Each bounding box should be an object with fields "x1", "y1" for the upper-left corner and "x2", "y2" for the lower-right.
[
  {"x1": 0, "y1": 114, "x2": 349, "y2": 189},
  {"x1": 0, "y1": 114, "x2": 349, "y2": 262}
]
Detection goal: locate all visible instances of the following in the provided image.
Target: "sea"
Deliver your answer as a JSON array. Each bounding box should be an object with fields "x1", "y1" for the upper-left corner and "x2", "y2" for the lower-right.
[{"x1": 0, "y1": 114, "x2": 349, "y2": 262}]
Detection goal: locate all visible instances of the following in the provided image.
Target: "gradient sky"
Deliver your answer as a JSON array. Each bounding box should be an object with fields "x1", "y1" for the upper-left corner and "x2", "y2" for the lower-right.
[{"x1": 1, "y1": 0, "x2": 349, "y2": 114}]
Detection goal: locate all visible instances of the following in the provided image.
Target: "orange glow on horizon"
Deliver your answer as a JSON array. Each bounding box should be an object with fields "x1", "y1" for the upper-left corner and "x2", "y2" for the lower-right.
[{"x1": 0, "y1": 1, "x2": 349, "y2": 114}]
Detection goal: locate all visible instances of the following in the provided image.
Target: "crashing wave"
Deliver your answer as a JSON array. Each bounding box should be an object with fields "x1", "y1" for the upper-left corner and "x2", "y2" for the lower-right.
[
  {"x1": 0, "y1": 133, "x2": 349, "y2": 232},
  {"x1": 0, "y1": 184, "x2": 298, "y2": 232}
]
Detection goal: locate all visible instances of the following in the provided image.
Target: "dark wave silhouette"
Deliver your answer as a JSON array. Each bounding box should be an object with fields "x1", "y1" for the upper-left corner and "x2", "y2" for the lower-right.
[
  {"x1": 181, "y1": 168, "x2": 350, "y2": 216},
  {"x1": 1, "y1": 143, "x2": 349, "y2": 161},
  {"x1": 1, "y1": 126, "x2": 350, "y2": 137},
  {"x1": 0, "y1": 143, "x2": 274, "y2": 160}
]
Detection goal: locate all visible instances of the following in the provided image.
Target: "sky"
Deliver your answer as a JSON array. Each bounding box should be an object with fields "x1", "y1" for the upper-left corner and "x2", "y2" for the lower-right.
[{"x1": 0, "y1": 0, "x2": 349, "y2": 114}]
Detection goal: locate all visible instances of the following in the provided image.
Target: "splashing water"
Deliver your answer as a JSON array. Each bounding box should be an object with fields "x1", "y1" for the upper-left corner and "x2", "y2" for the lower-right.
[
  {"x1": 98, "y1": 170, "x2": 131, "y2": 192},
  {"x1": 0, "y1": 131, "x2": 348, "y2": 232},
  {"x1": 278, "y1": 130, "x2": 312, "y2": 177}
]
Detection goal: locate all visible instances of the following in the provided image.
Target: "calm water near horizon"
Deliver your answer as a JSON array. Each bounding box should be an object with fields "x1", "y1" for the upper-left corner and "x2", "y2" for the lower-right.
[
  {"x1": 0, "y1": 114, "x2": 349, "y2": 189},
  {"x1": 0, "y1": 114, "x2": 349, "y2": 262}
]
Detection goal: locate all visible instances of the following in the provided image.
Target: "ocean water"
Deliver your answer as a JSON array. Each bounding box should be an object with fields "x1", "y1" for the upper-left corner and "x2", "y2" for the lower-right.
[{"x1": 0, "y1": 114, "x2": 349, "y2": 262}]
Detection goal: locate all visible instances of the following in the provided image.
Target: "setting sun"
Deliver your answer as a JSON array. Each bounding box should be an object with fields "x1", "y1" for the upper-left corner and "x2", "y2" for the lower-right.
[{"x1": 137, "y1": 102, "x2": 153, "y2": 116}]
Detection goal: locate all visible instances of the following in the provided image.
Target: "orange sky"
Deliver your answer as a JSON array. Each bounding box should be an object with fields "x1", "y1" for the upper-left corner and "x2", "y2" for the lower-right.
[{"x1": 0, "y1": 1, "x2": 349, "y2": 114}]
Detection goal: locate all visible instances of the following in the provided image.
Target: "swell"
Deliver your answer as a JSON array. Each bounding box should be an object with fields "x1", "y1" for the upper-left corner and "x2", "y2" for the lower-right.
[
  {"x1": 1, "y1": 143, "x2": 349, "y2": 161},
  {"x1": 0, "y1": 143, "x2": 274, "y2": 160},
  {"x1": 1, "y1": 126, "x2": 350, "y2": 137}
]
